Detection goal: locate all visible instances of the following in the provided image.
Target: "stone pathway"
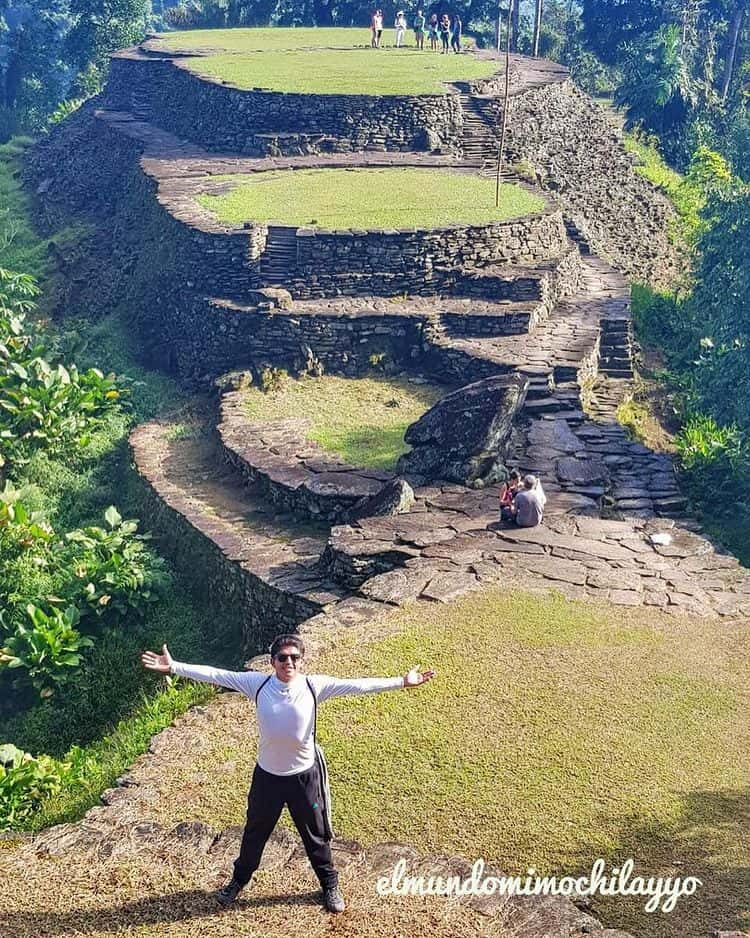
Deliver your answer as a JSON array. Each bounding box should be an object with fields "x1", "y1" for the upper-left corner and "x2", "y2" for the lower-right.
[{"x1": 130, "y1": 417, "x2": 346, "y2": 617}]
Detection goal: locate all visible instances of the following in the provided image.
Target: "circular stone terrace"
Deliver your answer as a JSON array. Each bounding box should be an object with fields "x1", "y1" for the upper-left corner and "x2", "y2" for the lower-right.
[
  {"x1": 143, "y1": 26, "x2": 502, "y2": 96},
  {"x1": 196, "y1": 166, "x2": 544, "y2": 230}
]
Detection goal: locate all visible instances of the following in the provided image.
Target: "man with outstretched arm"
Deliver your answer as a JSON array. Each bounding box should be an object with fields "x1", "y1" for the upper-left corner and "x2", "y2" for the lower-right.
[{"x1": 141, "y1": 633, "x2": 435, "y2": 914}]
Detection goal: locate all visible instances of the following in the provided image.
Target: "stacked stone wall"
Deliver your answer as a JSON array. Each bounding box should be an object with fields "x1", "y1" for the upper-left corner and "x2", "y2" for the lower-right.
[
  {"x1": 287, "y1": 211, "x2": 568, "y2": 298},
  {"x1": 130, "y1": 425, "x2": 323, "y2": 653},
  {"x1": 167, "y1": 296, "x2": 428, "y2": 384},
  {"x1": 497, "y1": 80, "x2": 681, "y2": 286},
  {"x1": 106, "y1": 52, "x2": 464, "y2": 154}
]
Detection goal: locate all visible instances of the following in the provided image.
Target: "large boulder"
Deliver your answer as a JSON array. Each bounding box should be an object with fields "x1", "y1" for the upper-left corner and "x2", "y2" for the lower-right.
[{"x1": 396, "y1": 375, "x2": 528, "y2": 484}]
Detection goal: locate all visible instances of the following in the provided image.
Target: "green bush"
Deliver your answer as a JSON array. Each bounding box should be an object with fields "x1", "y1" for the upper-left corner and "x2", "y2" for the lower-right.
[
  {"x1": 0, "y1": 743, "x2": 67, "y2": 830},
  {"x1": 0, "y1": 268, "x2": 125, "y2": 471},
  {"x1": 59, "y1": 506, "x2": 170, "y2": 622},
  {"x1": 0, "y1": 498, "x2": 170, "y2": 699},
  {"x1": 675, "y1": 413, "x2": 744, "y2": 472},
  {"x1": 0, "y1": 605, "x2": 94, "y2": 698}
]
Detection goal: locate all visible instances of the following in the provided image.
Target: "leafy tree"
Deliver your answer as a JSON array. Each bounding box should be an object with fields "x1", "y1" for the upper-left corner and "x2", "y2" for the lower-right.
[
  {"x1": 0, "y1": 1, "x2": 74, "y2": 134},
  {"x1": 0, "y1": 0, "x2": 150, "y2": 136},
  {"x1": 616, "y1": 24, "x2": 698, "y2": 139},
  {"x1": 688, "y1": 183, "x2": 750, "y2": 431},
  {"x1": 582, "y1": 0, "x2": 668, "y2": 64}
]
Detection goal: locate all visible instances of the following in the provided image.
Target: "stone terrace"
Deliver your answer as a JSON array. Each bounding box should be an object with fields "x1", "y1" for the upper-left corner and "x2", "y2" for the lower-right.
[
  {"x1": 58, "y1": 101, "x2": 747, "y2": 626},
  {"x1": 15, "y1": 35, "x2": 750, "y2": 938}
]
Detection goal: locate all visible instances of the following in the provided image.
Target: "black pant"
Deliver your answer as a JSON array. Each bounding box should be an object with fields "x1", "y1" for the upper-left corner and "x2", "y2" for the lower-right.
[{"x1": 233, "y1": 762, "x2": 337, "y2": 889}]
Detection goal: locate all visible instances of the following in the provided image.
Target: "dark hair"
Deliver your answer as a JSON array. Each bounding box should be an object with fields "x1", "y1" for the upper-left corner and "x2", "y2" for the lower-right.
[
  {"x1": 269, "y1": 634, "x2": 305, "y2": 658},
  {"x1": 509, "y1": 470, "x2": 521, "y2": 481}
]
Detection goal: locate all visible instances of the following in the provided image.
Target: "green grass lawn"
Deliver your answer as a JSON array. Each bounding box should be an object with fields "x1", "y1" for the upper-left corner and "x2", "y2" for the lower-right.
[
  {"x1": 157, "y1": 27, "x2": 498, "y2": 95},
  {"x1": 179, "y1": 48, "x2": 496, "y2": 95},
  {"x1": 313, "y1": 590, "x2": 749, "y2": 938},
  {"x1": 154, "y1": 27, "x2": 372, "y2": 53},
  {"x1": 154, "y1": 29, "x2": 490, "y2": 95},
  {"x1": 242, "y1": 374, "x2": 443, "y2": 471},
  {"x1": 198, "y1": 168, "x2": 544, "y2": 229}
]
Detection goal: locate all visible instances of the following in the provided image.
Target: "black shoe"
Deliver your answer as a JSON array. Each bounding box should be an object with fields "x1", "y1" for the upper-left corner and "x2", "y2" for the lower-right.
[
  {"x1": 323, "y1": 885, "x2": 346, "y2": 913},
  {"x1": 216, "y1": 878, "x2": 244, "y2": 907}
]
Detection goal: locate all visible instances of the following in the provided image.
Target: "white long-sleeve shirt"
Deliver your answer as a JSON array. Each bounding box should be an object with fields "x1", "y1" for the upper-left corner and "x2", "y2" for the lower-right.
[{"x1": 171, "y1": 661, "x2": 404, "y2": 775}]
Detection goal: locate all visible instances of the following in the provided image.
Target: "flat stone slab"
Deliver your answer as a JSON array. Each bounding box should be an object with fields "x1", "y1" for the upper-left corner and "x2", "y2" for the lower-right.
[
  {"x1": 524, "y1": 556, "x2": 587, "y2": 585},
  {"x1": 587, "y1": 569, "x2": 643, "y2": 592},
  {"x1": 556, "y1": 455, "x2": 608, "y2": 485},
  {"x1": 421, "y1": 570, "x2": 480, "y2": 602},
  {"x1": 359, "y1": 568, "x2": 431, "y2": 605}
]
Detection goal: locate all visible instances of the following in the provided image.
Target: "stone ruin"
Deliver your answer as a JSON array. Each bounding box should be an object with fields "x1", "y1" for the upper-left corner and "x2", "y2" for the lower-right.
[{"x1": 15, "y1": 35, "x2": 750, "y2": 938}]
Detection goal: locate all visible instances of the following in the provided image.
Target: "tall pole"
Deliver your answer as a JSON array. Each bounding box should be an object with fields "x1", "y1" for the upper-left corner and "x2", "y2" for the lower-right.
[
  {"x1": 495, "y1": 4, "x2": 512, "y2": 208},
  {"x1": 533, "y1": 0, "x2": 543, "y2": 58}
]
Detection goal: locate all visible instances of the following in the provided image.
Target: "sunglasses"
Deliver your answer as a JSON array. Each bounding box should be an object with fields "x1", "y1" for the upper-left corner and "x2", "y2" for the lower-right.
[{"x1": 275, "y1": 653, "x2": 302, "y2": 663}]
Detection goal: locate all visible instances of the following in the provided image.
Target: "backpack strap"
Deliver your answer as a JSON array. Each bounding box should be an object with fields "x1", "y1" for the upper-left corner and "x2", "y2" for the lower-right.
[
  {"x1": 305, "y1": 677, "x2": 318, "y2": 743},
  {"x1": 254, "y1": 674, "x2": 272, "y2": 704}
]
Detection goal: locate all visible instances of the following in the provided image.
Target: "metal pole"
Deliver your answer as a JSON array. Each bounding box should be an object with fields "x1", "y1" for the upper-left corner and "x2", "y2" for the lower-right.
[{"x1": 495, "y1": 4, "x2": 512, "y2": 208}]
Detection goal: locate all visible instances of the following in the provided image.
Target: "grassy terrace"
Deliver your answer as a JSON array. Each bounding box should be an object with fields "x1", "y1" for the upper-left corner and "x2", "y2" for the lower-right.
[
  {"x1": 150, "y1": 588, "x2": 749, "y2": 938},
  {"x1": 198, "y1": 168, "x2": 544, "y2": 229},
  {"x1": 243, "y1": 375, "x2": 443, "y2": 471},
  {"x1": 152, "y1": 27, "x2": 495, "y2": 95}
]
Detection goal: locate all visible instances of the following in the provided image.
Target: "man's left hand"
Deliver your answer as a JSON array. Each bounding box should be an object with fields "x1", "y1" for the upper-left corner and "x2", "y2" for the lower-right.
[{"x1": 403, "y1": 666, "x2": 436, "y2": 688}]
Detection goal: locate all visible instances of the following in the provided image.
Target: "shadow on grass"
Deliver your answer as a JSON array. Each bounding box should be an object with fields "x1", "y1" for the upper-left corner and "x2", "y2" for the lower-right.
[
  {"x1": 575, "y1": 787, "x2": 750, "y2": 938},
  {"x1": 3, "y1": 888, "x2": 322, "y2": 938}
]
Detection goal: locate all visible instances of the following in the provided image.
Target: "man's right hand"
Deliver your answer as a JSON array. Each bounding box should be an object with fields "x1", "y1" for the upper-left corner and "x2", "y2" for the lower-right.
[{"x1": 141, "y1": 643, "x2": 173, "y2": 674}]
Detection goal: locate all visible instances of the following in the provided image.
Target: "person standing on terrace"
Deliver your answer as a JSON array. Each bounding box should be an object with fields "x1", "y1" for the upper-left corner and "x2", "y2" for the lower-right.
[
  {"x1": 371, "y1": 8, "x2": 384, "y2": 47},
  {"x1": 413, "y1": 9, "x2": 426, "y2": 49},
  {"x1": 439, "y1": 14, "x2": 451, "y2": 53},
  {"x1": 428, "y1": 12, "x2": 440, "y2": 50},
  {"x1": 395, "y1": 10, "x2": 408, "y2": 47},
  {"x1": 451, "y1": 13, "x2": 462, "y2": 52},
  {"x1": 141, "y1": 634, "x2": 435, "y2": 914}
]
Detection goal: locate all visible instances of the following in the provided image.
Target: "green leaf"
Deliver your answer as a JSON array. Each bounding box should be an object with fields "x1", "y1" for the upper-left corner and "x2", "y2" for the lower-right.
[{"x1": 104, "y1": 506, "x2": 122, "y2": 529}]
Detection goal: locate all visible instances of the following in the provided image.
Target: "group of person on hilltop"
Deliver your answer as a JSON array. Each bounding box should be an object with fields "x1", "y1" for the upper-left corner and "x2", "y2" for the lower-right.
[
  {"x1": 370, "y1": 9, "x2": 462, "y2": 52},
  {"x1": 499, "y1": 471, "x2": 547, "y2": 527}
]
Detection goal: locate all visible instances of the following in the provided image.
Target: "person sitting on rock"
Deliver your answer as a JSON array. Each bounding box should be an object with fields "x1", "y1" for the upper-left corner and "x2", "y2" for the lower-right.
[
  {"x1": 499, "y1": 469, "x2": 521, "y2": 522},
  {"x1": 141, "y1": 634, "x2": 435, "y2": 915},
  {"x1": 512, "y1": 473, "x2": 547, "y2": 527}
]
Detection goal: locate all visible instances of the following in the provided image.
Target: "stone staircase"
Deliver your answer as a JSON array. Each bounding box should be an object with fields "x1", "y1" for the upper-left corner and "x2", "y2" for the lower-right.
[
  {"x1": 563, "y1": 217, "x2": 592, "y2": 255},
  {"x1": 459, "y1": 94, "x2": 498, "y2": 166},
  {"x1": 260, "y1": 226, "x2": 298, "y2": 284},
  {"x1": 598, "y1": 316, "x2": 633, "y2": 378}
]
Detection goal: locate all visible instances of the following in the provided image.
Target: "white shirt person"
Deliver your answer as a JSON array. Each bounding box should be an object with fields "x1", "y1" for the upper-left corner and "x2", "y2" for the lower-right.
[{"x1": 141, "y1": 633, "x2": 434, "y2": 913}]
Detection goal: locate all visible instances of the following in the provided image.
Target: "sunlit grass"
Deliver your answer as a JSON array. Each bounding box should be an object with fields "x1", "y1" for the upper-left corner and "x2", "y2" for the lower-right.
[
  {"x1": 242, "y1": 374, "x2": 443, "y2": 470},
  {"x1": 153, "y1": 28, "x2": 492, "y2": 95},
  {"x1": 198, "y1": 168, "x2": 544, "y2": 229}
]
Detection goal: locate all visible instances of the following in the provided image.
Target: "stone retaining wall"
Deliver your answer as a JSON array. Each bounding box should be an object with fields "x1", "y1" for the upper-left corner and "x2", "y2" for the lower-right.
[
  {"x1": 219, "y1": 391, "x2": 396, "y2": 522},
  {"x1": 106, "y1": 51, "x2": 464, "y2": 155},
  {"x1": 286, "y1": 210, "x2": 569, "y2": 298},
  {"x1": 499, "y1": 79, "x2": 681, "y2": 286},
  {"x1": 453, "y1": 245, "x2": 583, "y2": 328},
  {"x1": 130, "y1": 422, "x2": 325, "y2": 652},
  {"x1": 169, "y1": 295, "x2": 428, "y2": 384}
]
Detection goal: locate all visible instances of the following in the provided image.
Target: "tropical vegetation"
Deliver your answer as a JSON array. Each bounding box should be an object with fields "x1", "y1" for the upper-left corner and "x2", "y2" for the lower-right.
[{"x1": 0, "y1": 139, "x2": 222, "y2": 832}]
